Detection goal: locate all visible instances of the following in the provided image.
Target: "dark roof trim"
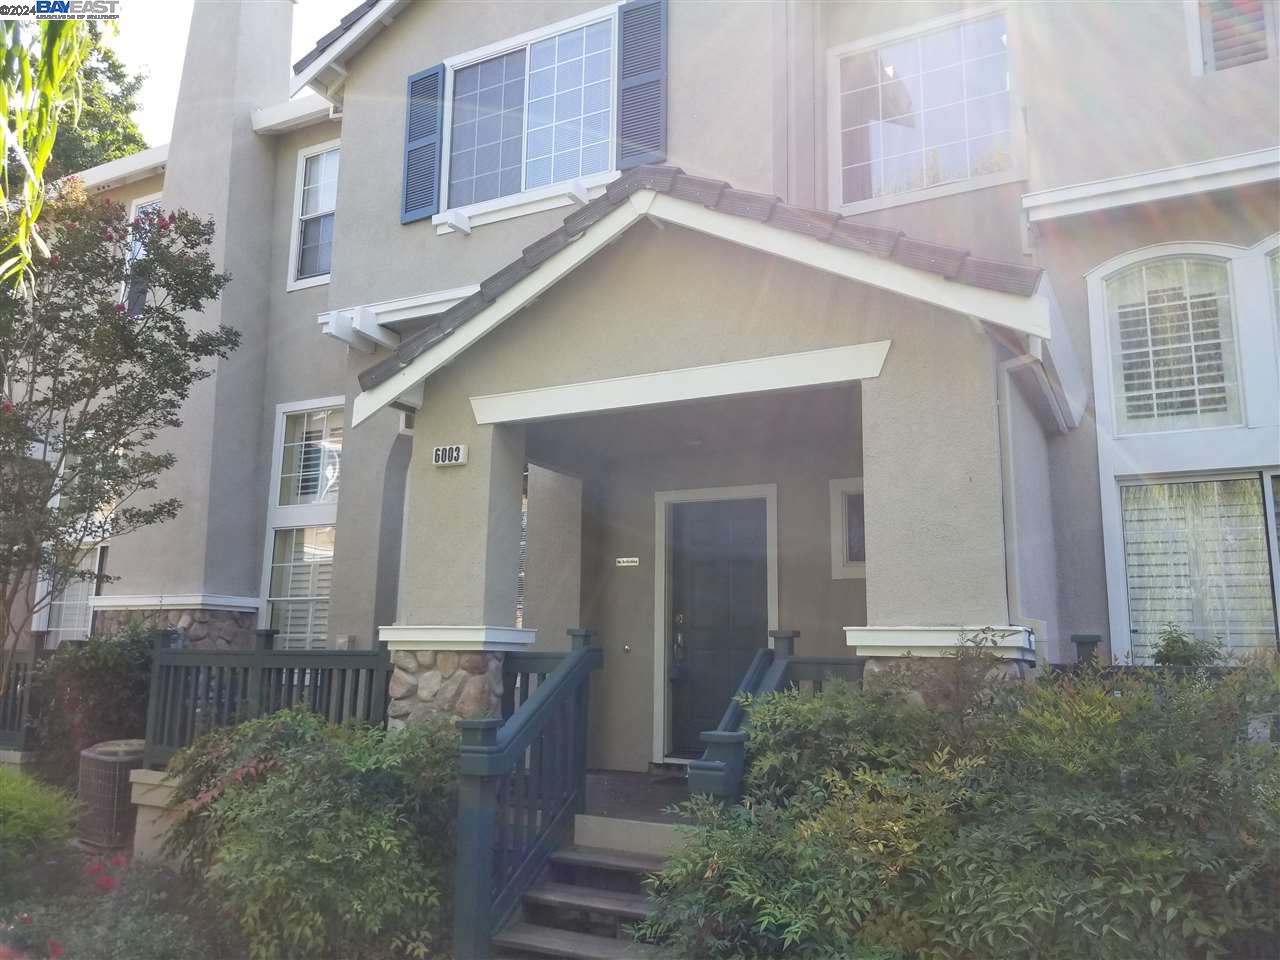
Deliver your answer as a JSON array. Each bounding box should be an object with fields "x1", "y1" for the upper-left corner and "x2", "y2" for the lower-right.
[
  {"x1": 358, "y1": 165, "x2": 1043, "y2": 392},
  {"x1": 293, "y1": 0, "x2": 380, "y2": 75}
]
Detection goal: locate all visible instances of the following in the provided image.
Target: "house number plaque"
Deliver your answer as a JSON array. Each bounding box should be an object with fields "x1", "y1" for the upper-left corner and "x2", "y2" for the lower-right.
[
  {"x1": 432, "y1": 444, "x2": 468, "y2": 466},
  {"x1": 615, "y1": 557, "x2": 640, "y2": 567}
]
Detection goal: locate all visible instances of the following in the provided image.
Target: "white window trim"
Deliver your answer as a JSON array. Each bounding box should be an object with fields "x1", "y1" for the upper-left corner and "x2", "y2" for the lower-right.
[
  {"x1": 652, "y1": 484, "x2": 779, "y2": 766},
  {"x1": 828, "y1": 477, "x2": 867, "y2": 580},
  {"x1": 435, "y1": 3, "x2": 621, "y2": 234},
  {"x1": 1183, "y1": 0, "x2": 1278, "y2": 76},
  {"x1": 286, "y1": 138, "x2": 341, "y2": 292},
  {"x1": 825, "y1": 3, "x2": 1026, "y2": 217},
  {"x1": 257, "y1": 396, "x2": 346, "y2": 629},
  {"x1": 127, "y1": 191, "x2": 163, "y2": 221},
  {"x1": 1086, "y1": 236, "x2": 1280, "y2": 662}
]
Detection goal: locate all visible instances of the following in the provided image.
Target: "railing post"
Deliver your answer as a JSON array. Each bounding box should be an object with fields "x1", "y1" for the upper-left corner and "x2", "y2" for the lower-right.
[
  {"x1": 1072, "y1": 634, "x2": 1101, "y2": 665},
  {"x1": 143, "y1": 633, "x2": 169, "y2": 768},
  {"x1": 770, "y1": 630, "x2": 798, "y2": 658},
  {"x1": 247, "y1": 629, "x2": 274, "y2": 721},
  {"x1": 455, "y1": 718, "x2": 503, "y2": 960},
  {"x1": 568, "y1": 629, "x2": 593, "y2": 812}
]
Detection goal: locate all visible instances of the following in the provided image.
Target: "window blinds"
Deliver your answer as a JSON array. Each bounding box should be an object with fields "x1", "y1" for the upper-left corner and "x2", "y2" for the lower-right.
[
  {"x1": 1121, "y1": 478, "x2": 1278, "y2": 660},
  {"x1": 1201, "y1": 0, "x2": 1272, "y2": 71}
]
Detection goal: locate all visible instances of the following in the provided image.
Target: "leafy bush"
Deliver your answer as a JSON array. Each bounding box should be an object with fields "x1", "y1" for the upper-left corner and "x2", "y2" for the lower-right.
[
  {"x1": 1, "y1": 857, "x2": 243, "y2": 960},
  {"x1": 1151, "y1": 622, "x2": 1227, "y2": 667},
  {"x1": 640, "y1": 660, "x2": 1280, "y2": 960},
  {"x1": 0, "y1": 767, "x2": 76, "y2": 903},
  {"x1": 165, "y1": 707, "x2": 459, "y2": 960},
  {"x1": 30, "y1": 623, "x2": 158, "y2": 786}
]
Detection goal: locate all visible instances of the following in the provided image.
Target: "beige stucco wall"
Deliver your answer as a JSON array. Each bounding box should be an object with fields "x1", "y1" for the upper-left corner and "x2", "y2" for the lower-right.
[
  {"x1": 97, "y1": 172, "x2": 165, "y2": 213},
  {"x1": 523, "y1": 465, "x2": 584, "y2": 653}
]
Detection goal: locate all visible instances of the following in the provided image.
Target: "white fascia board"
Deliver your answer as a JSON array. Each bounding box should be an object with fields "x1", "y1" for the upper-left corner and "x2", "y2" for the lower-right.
[
  {"x1": 644, "y1": 193, "x2": 1052, "y2": 339},
  {"x1": 379, "y1": 624, "x2": 537, "y2": 652},
  {"x1": 71, "y1": 144, "x2": 168, "y2": 193},
  {"x1": 93, "y1": 594, "x2": 262, "y2": 612},
  {"x1": 352, "y1": 198, "x2": 646, "y2": 425},
  {"x1": 292, "y1": 0, "x2": 406, "y2": 101},
  {"x1": 1022, "y1": 147, "x2": 1280, "y2": 223},
  {"x1": 470, "y1": 341, "x2": 892, "y2": 425},
  {"x1": 252, "y1": 94, "x2": 335, "y2": 134},
  {"x1": 318, "y1": 285, "x2": 480, "y2": 353}
]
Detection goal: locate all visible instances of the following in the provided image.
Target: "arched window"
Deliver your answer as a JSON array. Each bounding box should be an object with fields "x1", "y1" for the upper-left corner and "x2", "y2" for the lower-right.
[{"x1": 1103, "y1": 256, "x2": 1242, "y2": 434}]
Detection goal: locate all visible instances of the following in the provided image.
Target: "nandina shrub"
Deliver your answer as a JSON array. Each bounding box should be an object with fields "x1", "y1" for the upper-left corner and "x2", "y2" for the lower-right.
[
  {"x1": 639, "y1": 660, "x2": 1280, "y2": 960},
  {"x1": 165, "y1": 706, "x2": 459, "y2": 960}
]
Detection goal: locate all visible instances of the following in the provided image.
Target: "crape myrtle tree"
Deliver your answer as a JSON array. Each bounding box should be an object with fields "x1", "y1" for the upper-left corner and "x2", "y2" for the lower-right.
[{"x1": 0, "y1": 183, "x2": 235, "y2": 688}]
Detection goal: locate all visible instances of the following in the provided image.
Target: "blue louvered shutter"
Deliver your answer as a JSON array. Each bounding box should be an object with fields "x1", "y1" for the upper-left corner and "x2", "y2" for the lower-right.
[
  {"x1": 616, "y1": 0, "x2": 667, "y2": 170},
  {"x1": 402, "y1": 64, "x2": 445, "y2": 224}
]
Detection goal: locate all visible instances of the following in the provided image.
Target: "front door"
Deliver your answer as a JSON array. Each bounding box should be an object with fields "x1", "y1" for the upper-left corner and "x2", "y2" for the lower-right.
[{"x1": 669, "y1": 498, "x2": 768, "y2": 757}]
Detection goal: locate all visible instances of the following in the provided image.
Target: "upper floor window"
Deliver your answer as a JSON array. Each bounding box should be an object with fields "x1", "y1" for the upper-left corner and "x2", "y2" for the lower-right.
[
  {"x1": 832, "y1": 11, "x2": 1011, "y2": 210},
  {"x1": 289, "y1": 142, "x2": 340, "y2": 290},
  {"x1": 1195, "y1": 0, "x2": 1274, "y2": 71},
  {"x1": 278, "y1": 406, "x2": 344, "y2": 506},
  {"x1": 1104, "y1": 256, "x2": 1243, "y2": 434},
  {"x1": 1268, "y1": 247, "x2": 1280, "y2": 333},
  {"x1": 446, "y1": 16, "x2": 615, "y2": 210}
]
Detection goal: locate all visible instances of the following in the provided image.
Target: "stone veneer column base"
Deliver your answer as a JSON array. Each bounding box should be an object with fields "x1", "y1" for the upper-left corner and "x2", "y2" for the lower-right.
[
  {"x1": 93, "y1": 607, "x2": 258, "y2": 649},
  {"x1": 380, "y1": 625, "x2": 537, "y2": 728}
]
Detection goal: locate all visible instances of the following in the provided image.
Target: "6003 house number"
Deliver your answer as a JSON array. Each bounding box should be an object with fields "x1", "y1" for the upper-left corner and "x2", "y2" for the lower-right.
[{"x1": 432, "y1": 444, "x2": 468, "y2": 466}]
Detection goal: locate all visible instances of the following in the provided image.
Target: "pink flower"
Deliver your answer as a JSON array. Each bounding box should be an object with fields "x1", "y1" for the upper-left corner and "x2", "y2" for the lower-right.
[
  {"x1": 93, "y1": 873, "x2": 119, "y2": 893},
  {"x1": 16, "y1": 914, "x2": 31, "y2": 925},
  {"x1": 114, "y1": 303, "x2": 126, "y2": 314},
  {"x1": 48, "y1": 940, "x2": 65, "y2": 959},
  {"x1": 82, "y1": 859, "x2": 104, "y2": 876},
  {"x1": 0, "y1": 944, "x2": 25, "y2": 959},
  {"x1": 110, "y1": 851, "x2": 128, "y2": 868}
]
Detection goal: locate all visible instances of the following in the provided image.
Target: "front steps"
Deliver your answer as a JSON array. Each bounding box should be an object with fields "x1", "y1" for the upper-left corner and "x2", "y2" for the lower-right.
[{"x1": 492, "y1": 818, "x2": 676, "y2": 959}]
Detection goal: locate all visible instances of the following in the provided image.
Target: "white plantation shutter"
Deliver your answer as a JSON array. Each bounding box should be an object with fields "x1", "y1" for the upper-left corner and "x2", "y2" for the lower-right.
[
  {"x1": 1106, "y1": 257, "x2": 1243, "y2": 433},
  {"x1": 1200, "y1": 0, "x2": 1273, "y2": 71},
  {"x1": 1121, "y1": 478, "x2": 1278, "y2": 660},
  {"x1": 269, "y1": 526, "x2": 335, "y2": 650}
]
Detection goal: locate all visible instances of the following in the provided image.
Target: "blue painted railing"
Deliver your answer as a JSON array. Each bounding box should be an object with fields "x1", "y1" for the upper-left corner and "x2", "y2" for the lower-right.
[
  {"x1": 454, "y1": 630, "x2": 602, "y2": 960},
  {"x1": 688, "y1": 630, "x2": 865, "y2": 801}
]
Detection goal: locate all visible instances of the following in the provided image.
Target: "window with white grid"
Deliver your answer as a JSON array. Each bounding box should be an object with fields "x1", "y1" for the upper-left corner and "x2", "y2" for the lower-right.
[
  {"x1": 268, "y1": 526, "x2": 335, "y2": 651},
  {"x1": 278, "y1": 407, "x2": 343, "y2": 506},
  {"x1": 447, "y1": 16, "x2": 615, "y2": 209},
  {"x1": 1121, "y1": 478, "x2": 1278, "y2": 661},
  {"x1": 835, "y1": 12, "x2": 1011, "y2": 205},
  {"x1": 295, "y1": 147, "x2": 339, "y2": 281},
  {"x1": 44, "y1": 548, "x2": 103, "y2": 647},
  {"x1": 1104, "y1": 257, "x2": 1243, "y2": 434}
]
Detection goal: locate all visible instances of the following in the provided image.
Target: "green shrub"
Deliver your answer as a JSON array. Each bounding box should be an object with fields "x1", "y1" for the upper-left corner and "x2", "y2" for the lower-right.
[
  {"x1": 1, "y1": 859, "x2": 243, "y2": 960},
  {"x1": 30, "y1": 623, "x2": 157, "y2": 787},
  {"x1": 0, "y1": 767, "x2": 76, "y2": 903},
  {"x1": 641, "y1": 661, "x2": 1280, "y2": 960},
  {"x1": 1151, "y1": 622, "x2": 1227, "y2": 666},
  {"x1": 165, "y1": 707, "x2": 459, "y2": 960}
]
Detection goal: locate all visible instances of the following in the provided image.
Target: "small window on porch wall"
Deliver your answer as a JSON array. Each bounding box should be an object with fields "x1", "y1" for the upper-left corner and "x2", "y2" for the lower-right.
[
  {"x1": 1120, "y1": 477, "x2": 1278, "y2": 661},
  {"x1": 1105, "y1": 256, "x2": 1243, "y2": 434},
  {"x1": 829, "y1": 478, "x2": 866, "y2": 579},
  {"x1": 268, "y1": 526, "x2": 336, "y2": 651}
]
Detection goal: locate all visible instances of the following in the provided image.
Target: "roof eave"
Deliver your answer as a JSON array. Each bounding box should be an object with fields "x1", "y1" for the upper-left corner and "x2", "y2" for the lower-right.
[
  {"x1": 291, "y1": 0, "x2": 407, "y2": 104},
  {"x1": 68, "y1": 144, "x2": 169, "y2": 193}
]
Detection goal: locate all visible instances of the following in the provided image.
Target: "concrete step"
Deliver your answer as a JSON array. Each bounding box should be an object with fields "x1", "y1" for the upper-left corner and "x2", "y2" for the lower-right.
[
  {"x1": 524, "y1": 881, "x2": 653, "y2": 922},
  {"x1": 573, "y1": 815, "x2": 686, "y2": 857},
  {"x1": 550, "y1": 845, "x2": 666, "y2": 876},
  {"x1": 493, "y1": 922, "x2": 663, "y2": 960}
]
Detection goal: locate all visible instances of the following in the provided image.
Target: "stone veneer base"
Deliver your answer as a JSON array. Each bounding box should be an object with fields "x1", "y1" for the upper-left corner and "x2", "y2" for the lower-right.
[
  {"x1": 386, "y1": 649, "x2": 504, "y2": 729},
  {"x1": 93, "y1": 607, "x2": 258, "y2": 649}
]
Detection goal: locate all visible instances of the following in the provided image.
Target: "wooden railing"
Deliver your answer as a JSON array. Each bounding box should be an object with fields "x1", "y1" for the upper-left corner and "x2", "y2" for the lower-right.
[
  {"x1": 143, "y1": 630, "x2": 391, "y2": 768},
  {"x1": 454, "y1": 630, "x2": 602, "y2": 960},
  {"x1": 0, "y1": 648, "x2": 39, "y2": 751},
  {"x1": 688, "y1": 630, "x2": 865, "y2": 801}
]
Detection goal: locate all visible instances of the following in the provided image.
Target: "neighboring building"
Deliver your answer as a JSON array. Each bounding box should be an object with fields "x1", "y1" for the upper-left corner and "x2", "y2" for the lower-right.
[{"x1": 43, "y1": 0, "x2": 1278, "y2": 769}]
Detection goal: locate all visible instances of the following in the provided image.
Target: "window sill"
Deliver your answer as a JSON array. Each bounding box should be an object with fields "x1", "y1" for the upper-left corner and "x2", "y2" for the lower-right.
[
  {"x1": 287, "y1": 273, "x2": 330, "y2": 293},
  {"x1": 833, "y1": 169, "x2": 1025, "y2": 218},
  {"x1": 434, "y1": 170, "x2": 620, "y2": 236}
]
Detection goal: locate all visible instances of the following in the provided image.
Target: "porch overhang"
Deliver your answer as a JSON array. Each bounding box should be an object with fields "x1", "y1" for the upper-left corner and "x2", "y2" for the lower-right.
[{"x1": 352, "y1": 167, "x2": 1083, "y2": 429}]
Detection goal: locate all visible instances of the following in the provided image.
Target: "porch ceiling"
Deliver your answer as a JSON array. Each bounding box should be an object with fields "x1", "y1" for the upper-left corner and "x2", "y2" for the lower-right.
[{"x1": 525, "y1": 383, "x2": 860, "y2": 473}]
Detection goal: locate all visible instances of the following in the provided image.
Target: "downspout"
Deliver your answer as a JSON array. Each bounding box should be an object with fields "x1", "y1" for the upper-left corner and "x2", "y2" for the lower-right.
[{"x1": 996, "y1": 353, "x2": 1049, "y2": 662}]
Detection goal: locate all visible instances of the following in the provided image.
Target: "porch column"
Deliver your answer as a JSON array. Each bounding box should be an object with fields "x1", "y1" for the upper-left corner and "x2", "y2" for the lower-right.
[
  {"x1": 858, "y1": 319, "x2": 1011, "y2": 630},
  {"x1": 384, "y1": 389, "x2": 530, "y2": 723}
]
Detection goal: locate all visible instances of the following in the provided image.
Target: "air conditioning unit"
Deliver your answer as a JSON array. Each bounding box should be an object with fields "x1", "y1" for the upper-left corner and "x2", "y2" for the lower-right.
[{"x1": 78, "y1": 739, "x2": 145, "y2": 849}]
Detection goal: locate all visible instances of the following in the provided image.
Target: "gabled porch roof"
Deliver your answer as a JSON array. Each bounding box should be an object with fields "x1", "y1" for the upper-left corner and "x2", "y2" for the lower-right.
[{"x1": 353, "y1": 165, "x2": 1082, "y2": 428}]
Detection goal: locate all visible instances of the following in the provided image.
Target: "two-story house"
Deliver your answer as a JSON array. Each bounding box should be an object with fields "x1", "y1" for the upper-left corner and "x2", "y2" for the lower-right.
[{"x1": 42, "y1": 0, "x2": 1279, "y2": 775}]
